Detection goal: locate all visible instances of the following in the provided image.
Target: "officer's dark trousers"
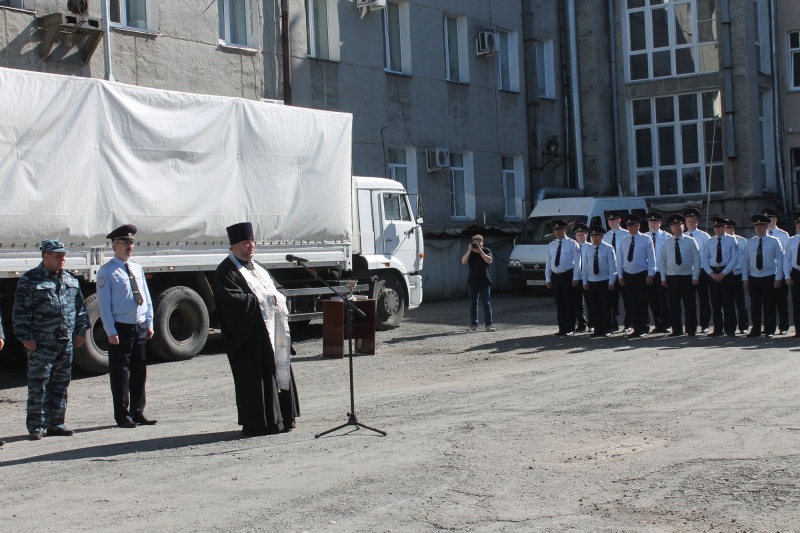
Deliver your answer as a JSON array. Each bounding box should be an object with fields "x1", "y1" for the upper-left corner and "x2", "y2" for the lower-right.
[
  {"x1": 610, "y1": 281, "x2": 622, "y2": 328},
  {"x1": 696, "y1": 270, "x2": 712, "y2": 329},
  {"x1": 551, "y1": 270, "x2": 576, "y2": 334},
  {"x1": 622, "y1": 271, "x2": 649, "y2": 333},
  {"x1": 26, "y1": 342, "x2": 72, "y2": 433},
  {"x1": 748, "y1": 275, "x2": 777, "y2": 335},
  {"x1": 775, "y1": 282, "x2": 790, "y2": 332},
  {"x1": 732, "y1": 273, "x2": 749, "y2": 331},
  {"x1": 572, "y1": 283, "x2": 588, "y2": 329},
  {"x1": 647, "y1": 272, "x2": 669, "y2": 330},
  {"x1": 708, "y1": 272, "x2": 737, "y2": 335},
  {"x1": 790, "y1": 269, "x2": 800, "y2": 333},
  {"x1": 109, "y1": 322, "x2": 148, "y2": 424},
  {"x1": 587, "y1": 280, "x2": 612, "y2": 334},
  {"x1": 666, "y1": 275, "x2": 696, "y2": 334}
]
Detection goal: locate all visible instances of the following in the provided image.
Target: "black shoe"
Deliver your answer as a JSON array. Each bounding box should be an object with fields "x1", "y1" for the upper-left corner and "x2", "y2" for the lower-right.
[
  {"x1": 687, "y1": 332, "x2": 696, "y2": 337},
  {"x1": 133, "y1": 415, "x2": 157, "y2": 425},
  {"x1": 653, "y1": 327, "x2": 672, "y2": 334},
  {"x1": 779, "y1": 330, "x2": 788, "y2": 335},
  {"x1": 668, "y1": 332, "x2": 683, "y2": 338},
  {"x1": 765, "y1": 333, "x2": 774, "y2": 339},
  {"x1": 118, "y1": 418, "x2": 137, "y2": 428},
  {"x1": 564, "y1": 331, "x2": 574, "y2": 337},
  {"x1": 746, "y1": 332, "x2": 761, "y2": 338},
  {"x1": 46, "y1": 427, "x2": 74, "y2": 437},
  {"x1": 623, "y1": 327, "x2": 634, "y2": 334},
  {"x1": 701, "y1": 328, "x2": 709, "y2": 333},
  {"x1": 575, "y1": 325, "x2": 587, "y2": 333},
  {"x1": 708, "y1": 331, "x2": 723, "y2": 337},
  {"x1": 793, "y1": 334, "x2": 800, "y2": 339},
  {"x1": 726, "y1": 333, "x2": 736, "y2": 337},
  {"x1": 29, "y1": 430, "x2": 44, "y2": 441}
]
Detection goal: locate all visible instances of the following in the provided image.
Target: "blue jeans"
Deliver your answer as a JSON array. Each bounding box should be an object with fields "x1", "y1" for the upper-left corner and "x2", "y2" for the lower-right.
[{"x1": 469, "y1": 285, "x2": 492, "y2": 327}]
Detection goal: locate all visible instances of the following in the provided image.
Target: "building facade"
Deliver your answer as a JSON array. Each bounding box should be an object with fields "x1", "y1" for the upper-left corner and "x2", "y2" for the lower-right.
[{"x1": 777, "y1": 0, "x2": 800, "y2": 210}]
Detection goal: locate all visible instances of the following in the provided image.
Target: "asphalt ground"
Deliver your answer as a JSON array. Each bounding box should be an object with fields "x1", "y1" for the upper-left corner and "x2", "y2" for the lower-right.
[{"x1": 0, "y1": 292, "x2": 799, "y2": 532}]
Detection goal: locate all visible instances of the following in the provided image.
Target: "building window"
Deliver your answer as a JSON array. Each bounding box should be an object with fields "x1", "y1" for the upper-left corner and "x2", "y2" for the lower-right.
[
  {"x1": 791, "y1": 31, "x2": 800, "y2": 90},
  {"x1": 631, "y1": 91, "x2": 723, "y2": 197},
  {"x1": 307, "y1": 0, "x2": 339, "y2": 61},
  {"x1": 383, "y1": 1, "x2": 411, "y2": 74},
  {"x1": 449, "y1": 152, "x2": 475, "y2": 220},
  {"x1": 497, "y1": 29, "x2": 520, "y2": 92},
  {"x1": 110, "y1": 0, "x2": 157, "y2": 31},
  {"x1": 219, "y1": 0, "x2": 251, "y2": 47},
  {"x1": 535, "y1": 40, "x2": 555, "y2": 99},
  {"x1": 0, "y1": 0, "x2": 35, "y2": 10},
  {"x1": 626, "y1": 0, "x2": 718, "y2": 81},
  {"x1": 502, "y1": 156, "x2": 524, "y2": 220},
  {"x1": 388, "y1": 148, "x2": 408, "y2": 189},
  {"x1": 444, "y1": 15, "x2": 468, "y2": 83},
  {"x1": 793, "y1": 149, "x2": 800, "y2": 203}
]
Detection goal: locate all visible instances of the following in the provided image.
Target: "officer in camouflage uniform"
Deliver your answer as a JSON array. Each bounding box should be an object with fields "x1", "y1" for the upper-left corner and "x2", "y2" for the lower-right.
[{"x1": 13, "y1": 239, "x2": 89, "y2": 440}]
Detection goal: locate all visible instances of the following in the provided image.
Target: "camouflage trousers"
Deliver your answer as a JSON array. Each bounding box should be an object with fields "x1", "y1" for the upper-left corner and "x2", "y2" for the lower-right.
[{"x1": 27, "y1": 342, "x2": 73, "y2": 433}]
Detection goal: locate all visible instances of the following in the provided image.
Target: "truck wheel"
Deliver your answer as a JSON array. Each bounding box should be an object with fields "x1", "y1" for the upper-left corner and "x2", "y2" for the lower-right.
[
  {"x1": 151, "y1": 286, "x2": 209, "y2": 361},
  {"x1": 375, "y1": 276, "x2": 406, "y2": 330},
  {"x1": 74, "y1": 294, "x2": 110, "y2": 374}
]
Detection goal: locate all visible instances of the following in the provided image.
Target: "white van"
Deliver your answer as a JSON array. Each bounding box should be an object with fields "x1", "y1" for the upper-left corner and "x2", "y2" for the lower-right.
[{"x1": 508, "y1": 197, "x2": 648, "y2": 290}]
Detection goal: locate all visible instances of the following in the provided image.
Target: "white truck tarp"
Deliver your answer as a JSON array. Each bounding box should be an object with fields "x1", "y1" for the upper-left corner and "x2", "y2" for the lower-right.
[{"x1": 0, "y1": 68, "x2": 353, "y2": 246}]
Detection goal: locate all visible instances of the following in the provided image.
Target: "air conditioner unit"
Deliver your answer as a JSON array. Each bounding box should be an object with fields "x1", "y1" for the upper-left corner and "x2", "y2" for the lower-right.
[
  {"x1": 426, "y1": 148, "x2": 450, "y2": 172},
  {"x1": 476, "y1": 31, "x2": 500, "y2": 57},
  {"x1": 357, "y1": 0, "x2": 386, "y2": 9}
]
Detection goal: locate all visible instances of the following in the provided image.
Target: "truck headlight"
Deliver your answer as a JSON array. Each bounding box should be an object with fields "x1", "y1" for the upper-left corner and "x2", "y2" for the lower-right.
[{"x1": 508, "y1": 259, "x2": 522, "y2": 268}]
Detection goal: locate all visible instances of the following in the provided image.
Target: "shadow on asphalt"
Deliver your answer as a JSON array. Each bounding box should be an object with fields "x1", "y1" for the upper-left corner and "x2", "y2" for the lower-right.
[{"x1": 0, "y1": 430, "x2": 248, "y2": 467}]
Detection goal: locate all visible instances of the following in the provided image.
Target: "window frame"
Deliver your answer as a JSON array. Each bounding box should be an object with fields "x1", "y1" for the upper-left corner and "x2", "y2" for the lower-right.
[
  {"x1": 307, "y1": 0, "x2": 340, "y2": 61},
  {"x1": 383, "y1": 1, "x2": 412, "y2": 75},
  {"x1": 109, "y1": 0, "x2": 159, "y2": 32},
  {"x1": 444, "y1": 14, "x2": 468, "y2": 83},
  {"x1": 219, "y1": 0, "x2": 254, "y2": 49},
  {"x1": 790, "y1": 30, "x2": 800, "y2": 91},
  {"x1": 449, "y1": 152, "x2": 475, "y2": 220},
  {"x1": 534, "y1": 39, "x2": 555, "y2": 99},
  {"x1": 0, "y1": 0, "x2": 35, "y2": 11},
  {"x1": 496, "y1": 29, "x2": 520, "y2": 92},
  {"x1": 502, "y1": 155, "x2": 525, "y2": 221},
  {"x1": 629, "y1": 91, "x2": 724, "y2": 197}
]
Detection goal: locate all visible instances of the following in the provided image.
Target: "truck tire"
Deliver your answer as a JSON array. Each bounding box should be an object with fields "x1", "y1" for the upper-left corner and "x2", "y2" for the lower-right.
[
  {"x1": 150, "y1": 286, "x2": 209, "y2": 361},
  {"x1": 74, "y1": 294, "x2": 110, "y2": 374},
  {"x1": 375, "y1": 275, "x2": 406, "y2": 330}
]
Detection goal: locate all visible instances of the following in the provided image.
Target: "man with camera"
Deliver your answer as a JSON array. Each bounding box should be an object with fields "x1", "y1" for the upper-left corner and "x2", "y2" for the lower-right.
[{"x1": 461, "y1": 234, "x2": 495, "y2": 332}]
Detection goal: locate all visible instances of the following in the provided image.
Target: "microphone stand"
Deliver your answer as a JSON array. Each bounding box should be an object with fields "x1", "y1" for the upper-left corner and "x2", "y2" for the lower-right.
[{"x1": 286, "y1": 258, "x2": 386, "y2": 438}]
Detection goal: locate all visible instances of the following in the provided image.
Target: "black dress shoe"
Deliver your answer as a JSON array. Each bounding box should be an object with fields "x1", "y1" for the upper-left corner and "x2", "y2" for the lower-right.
[
  {"x1": 726, "y1": 333, "x2": 736, "y2": 337},
  {"x1": 687, "y1": 332, "x2": 696, "y2": 337},
  {"x1": 765, "y1": 333, "x2": 774, "y2": 339},
  {"x1": 668, "y1": 332, "x2": 683, "y2": 337},
  {"x1": 575, "y1": 325, "x2": 587, "y2": 333},
  {"x1": 701, "y1": 328, "x2": 709, "y2": 333},
  {"x1": 133, "y1": 415, "x2": 157, "y2": 425},
  {"x1": 118, "y1": 418, "x2": 137, "y2": 428},
  {"x1": 708, "y1": 331, "x2": 724, "y2": 337},
  {"x1": 46, "y1": 427, "x2": 74, "y2": 437},
  {"x1": 779, "y1": 330, "x2": 788, "y2": 335},
  {"x1": 746, "y1": 332, "x2": 761, "y2": 338},
  {"x1": 653, "y1": 327, "x2": 671, "y2": 334}
]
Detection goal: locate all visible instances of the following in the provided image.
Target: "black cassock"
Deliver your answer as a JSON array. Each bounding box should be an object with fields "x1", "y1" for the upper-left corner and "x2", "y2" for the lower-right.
[{"x1": 212, "y1": 257, "x2": 299, "y2": 433}]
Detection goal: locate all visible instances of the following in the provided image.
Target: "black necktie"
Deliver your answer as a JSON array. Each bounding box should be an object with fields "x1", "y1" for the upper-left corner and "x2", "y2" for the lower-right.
[
  {"x1": 627, "y1": 237, "x2": 635, "y2": 262},
  {"x1": 612, "y1": 232, "x2": 616, "y2": 250},
  {"x1": 716, "y1": 238, "x2": 722, "y2": 264},
  {"x1": 554, "y1": 240, "x2": 562, "y2": 268},
  {"x1": 651, "y1": 233, "x2": 656, "y2": 246},
  {"x1": 796, "y1": 242, "x2": 800, "y2": 267},
  {"x1": 124, "y1": 263, "x2": 144, "y2": 306},
  {"x1": 756, "y1": 238, "x2": 763, "y2": 270},
  {"x1": 675, "y1": 239, "x2": 682, "y2": 266},
  {"x1": 593, "y1": 246, "x2": 599, "y2": 275}
]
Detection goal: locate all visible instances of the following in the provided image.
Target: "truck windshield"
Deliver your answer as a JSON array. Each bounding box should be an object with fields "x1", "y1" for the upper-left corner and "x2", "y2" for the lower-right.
[{"x1": 516, "y1": 216, "x2": 588, "y2": 245}]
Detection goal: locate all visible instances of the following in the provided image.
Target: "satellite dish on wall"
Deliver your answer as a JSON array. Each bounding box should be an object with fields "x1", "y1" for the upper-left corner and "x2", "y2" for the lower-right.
[{"x1": 67, "y1": 0, "x2": 89, "y2": 16}]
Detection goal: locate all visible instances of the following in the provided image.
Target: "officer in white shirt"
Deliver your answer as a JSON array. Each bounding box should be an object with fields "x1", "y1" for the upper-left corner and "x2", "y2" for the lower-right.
[
  {"x1": 571, "y1": 223, "x2": 591, "y2": 333},
  {"x1": 617, "y1": 214, "x2": 656, "y2": 338},
  {"x1": 546, "y1": 219, "x2": 580, "y2": 336},
  {"x1": 602, "y1": 212, "x2": 629, "y2": 331},
  {"x1": 702, "y1": 217, "x2": 739, "y2": 337},
  {"x1": 581, "y1": 225, "x2": 617, "y2": 337},
  {"x1": 742, "y1": 214, "x2": 784, "y2": 338},
  {"x1": 684, "y1": 208, "x2": 711, "y2": 333},
  {"x1": 645, "y1": 211, "x2": 671, "y2": 333},
  {"x1": 764, "y1": 208, "x2": 790, "y2": 334},
  {"x1": 783, "y1": 216, "x2": 800, "y2": 338},
  {"x1": 659, "y1": 214, "x2": 701, "y2": 337},
  {"x1": 724, "y1": 219, "x2": 749, "y2": 333}
]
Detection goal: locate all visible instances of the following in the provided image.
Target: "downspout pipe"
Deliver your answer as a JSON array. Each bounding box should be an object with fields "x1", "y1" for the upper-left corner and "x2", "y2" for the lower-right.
[
  {"x1": 769, "y1": 0, "x2": 788, "y2": 214},
  {"x1": 101, "y1": 0, "x2": 113, "y2": 81},
  {"x1": 281, "y1": 0, "x2": 292, "y2": 105},
  {"x1": 567, "y1": 0, "x2": 585, "y2": 190},
  {"x1": 608, "y1": 0, "x2": 623, "y2": 196}
]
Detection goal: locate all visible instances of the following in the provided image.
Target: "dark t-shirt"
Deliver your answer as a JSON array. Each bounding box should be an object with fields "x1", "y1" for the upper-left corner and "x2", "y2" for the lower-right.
[{"x1": 467, "y1": 247, "x2": 492, "y2": 288}]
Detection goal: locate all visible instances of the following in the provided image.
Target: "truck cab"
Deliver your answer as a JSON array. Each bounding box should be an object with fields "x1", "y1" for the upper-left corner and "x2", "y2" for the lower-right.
[{"x1": 508, "y1": 197, "x2": 647, "y2": 290}]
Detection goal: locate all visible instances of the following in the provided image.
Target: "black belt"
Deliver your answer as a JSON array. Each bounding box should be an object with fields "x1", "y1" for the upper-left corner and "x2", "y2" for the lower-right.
[{"x1": 711, "y1": 266, "x2": 725, "y2": 274}]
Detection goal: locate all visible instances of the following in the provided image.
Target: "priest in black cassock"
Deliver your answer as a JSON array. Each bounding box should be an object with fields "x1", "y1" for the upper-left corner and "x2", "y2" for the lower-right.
[{"x1": 212, "y1": 222, "x2": 300, "y2": 436}]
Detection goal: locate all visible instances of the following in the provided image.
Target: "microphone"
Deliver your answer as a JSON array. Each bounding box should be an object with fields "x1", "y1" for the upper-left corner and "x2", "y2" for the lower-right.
[{"x1": 286, "y1": 254, "x2": 309, "y2": 263}]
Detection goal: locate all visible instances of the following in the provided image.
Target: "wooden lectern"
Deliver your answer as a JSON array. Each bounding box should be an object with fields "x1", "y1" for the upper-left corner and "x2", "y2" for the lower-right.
[{"x1": 322, "y1": 298, "x2": 377, "y2": 358}]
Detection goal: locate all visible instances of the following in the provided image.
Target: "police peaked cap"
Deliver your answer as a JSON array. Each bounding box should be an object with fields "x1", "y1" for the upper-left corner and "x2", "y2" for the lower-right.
[
  {"x1": 41, "y1": 239, "x2": 68, "y2": 253},
  {"x1": 645, "y1": 211, "x2": 663, "y2": 221},
  {"x1": 606, "y1": 211, "x2": 623, "y2": 220},
  {"x1": 573, "y1": 223, "x2": 589, "y2": 233},
  {"x1": 106, "y1": 224, "x2": 138, "y2": 241},
  {"x1": 624, "y1": 214, "x2": 642, "y2": 225},
  {"x1": 667, "y1": 214, "x2": 685, "y2": 226},
  {"x1": 762, "y1": 207, "x2": 780, "y2": 219},
  {"x1": 751, "y1": 214, "x2": 770, "y2": 225},
  {"x1": 711, "y1": 217, "x2": 727, "y2": 227},
  {"x1": 226, "y1": 221, "x2": 255, "y2": 244},
  {"x1": 725, "y1": 218, "x2": 737, "y2": 228},
  {"x1": 589, "y1": 225, "x2": 605, "y2": 236},
  {"x1": 552, "y1": 219, "x2": 569, "y2": 230},
  {"x1": 683, "y1": 208, "x2": 702, "y2": 219}
]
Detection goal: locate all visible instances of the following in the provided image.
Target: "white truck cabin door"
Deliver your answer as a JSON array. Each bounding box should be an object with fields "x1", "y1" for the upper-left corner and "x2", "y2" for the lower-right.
[{"x1": 379, "y1": 192, "x2": 418, "y2": 269}]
